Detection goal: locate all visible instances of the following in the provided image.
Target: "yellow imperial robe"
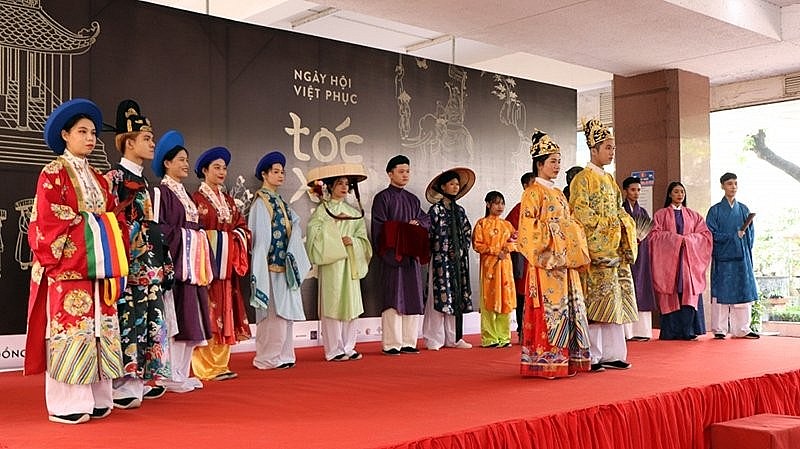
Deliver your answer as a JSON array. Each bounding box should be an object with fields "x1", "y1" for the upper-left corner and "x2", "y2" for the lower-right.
[
  {"x1": 568, "y1": 167, "x2": 638, "y2": 324},
  {"x1": 306, "y1": 199, "x2": 372, "y2": 321},
  {"x1": 517, "y1": 181, "x2": 591, "y2": 377}
]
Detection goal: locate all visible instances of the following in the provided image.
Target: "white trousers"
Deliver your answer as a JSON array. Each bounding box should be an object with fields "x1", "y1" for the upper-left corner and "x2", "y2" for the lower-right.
[
  {"x1": 381, "y1": 308, "x2": 420, "y2": 350},
  {"x1": 112, "y1": 377, "x2": 144, "y2": 401},
  {"x1": 623, "y1": 311, "x2": 653, "y2": 339},
  {"x1": 422, "y1": 296, "x2": 457, "y2": 349},
  {"x1": 168, "y1": 340, "x2": 198, "y2": 383},
  {"x1": 588, "y1": 323, "x2": 628, "y2": 364},
  {"x1": 320, "y1": 316, "x2": 358, "y2": 360},
  {"x1": 253, "y1": 305, "x2": 295, "y2": 369},
  {"x1": 45, "y1": 375, "x2": 112, "y2": 416},
  {"x1": 710, "y1": 298, "x2": 753, "y2": 337}
]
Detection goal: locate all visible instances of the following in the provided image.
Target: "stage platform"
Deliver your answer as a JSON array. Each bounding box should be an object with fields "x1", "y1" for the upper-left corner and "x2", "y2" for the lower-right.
[{"x1": 1, "y1": 333, "x2": 799, "y2": 449}]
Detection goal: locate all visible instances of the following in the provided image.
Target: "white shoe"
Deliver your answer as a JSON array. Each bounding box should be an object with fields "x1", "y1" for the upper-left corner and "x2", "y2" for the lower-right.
[
  {"x1": 156, "y1": 379, "x2": 195, "y2": 393},
  {"x1": 188, "y1": 377, "x2": 204, "y2": 389},
  {"x1": 451, "y1": 339, "x2": 473, "y2": 349},
  {"x1": 426, "y1": 345, "x2": 442, "y2": 351}
]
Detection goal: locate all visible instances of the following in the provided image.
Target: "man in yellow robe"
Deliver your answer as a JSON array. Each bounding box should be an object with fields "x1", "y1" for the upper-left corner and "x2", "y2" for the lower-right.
[{"x1": 568, "y1": 119, "x2": 638, "y2": 372}]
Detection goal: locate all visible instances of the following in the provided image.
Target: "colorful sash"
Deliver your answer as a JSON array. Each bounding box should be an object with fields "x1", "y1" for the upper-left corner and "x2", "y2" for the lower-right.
[
  {"x1": 180, "y1": 228, "x2": 214, "y2": 286},
  {"x1": 82, "y1": 211, "x2": 129, "y2": 280},
  {"x1": 206, "y1": 230, "x2": 231, "y2": 280}
]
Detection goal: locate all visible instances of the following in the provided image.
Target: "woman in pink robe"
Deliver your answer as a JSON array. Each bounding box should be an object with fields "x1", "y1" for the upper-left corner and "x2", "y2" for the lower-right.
[{"x1": 649, "y1": 181, "x2": 712, "y2": 340}]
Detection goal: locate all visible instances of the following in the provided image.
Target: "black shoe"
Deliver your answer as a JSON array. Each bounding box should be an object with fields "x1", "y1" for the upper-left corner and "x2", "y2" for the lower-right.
[
  {"x1": 331, "y1": 353, "x2": 347, "y2": 361},
  {"x1": 112, "y1": 397, "x2": 141, "y2": 409},
  {"x1": 714, "y1": 333, "x2": 726, "y2": 339},
  {"x1": 743, "y1": 332, "x2": 760, "y2": 339},
  {"x1": 629, "y1": 336, "x2": 650, "y2": 342},
  {"x1": 143, "y1": 385, "x2": 166, "y2": 399},
  {"x1": 482, "y1": 343, "x2": 499, "y2": 348},
  {"x1": 277, "y1": 362, "x2": 295, "y2": 369},
  {"x1": 382, "y1": 348, "x2": 401, "y2": 355},
  {"x1": 601, "y1": 360, "x2": 632, "y2": 370},
  {"x1": 211, "y1": 372, "x2": 238, "y2": 381},
  {"x1": 348, "y1": 352, "x2": 363, "y2": 360},
  {"x1": 590, "y1": 363, "x2": 606, "y2": 372},
  {"x1": 400, "y1": 346, "x2": 420, "y2": 354},
  {"x1": 91, "y1": 407, "x2": 111, "y2": 419},
  {"x1": 49, "y1": 413, "x2": 90, "y2": 424},
  {"x1": 499, "y1": 342, "x2": 512, "y2": 348}
]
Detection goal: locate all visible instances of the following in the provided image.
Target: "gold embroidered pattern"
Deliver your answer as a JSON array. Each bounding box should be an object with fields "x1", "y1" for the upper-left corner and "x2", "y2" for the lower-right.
[
  {"x1": 43, "y1": 160, "x2": 62, "y2": 174},
  {"x1": 31, "y1": 261, "x2": 44, "y2": 284},
  {"x1": 50, "y1": 235, "x2": 67, "y2": 259},
  {"x1": 56, "y1": 271, "x2": 83, "y2": 281},
  {"x1": 51, "y1": 204, "x2": 76, "y2": 221},
  {"x1": 63, "y1": 289, "x2": 92, "y2": 316},
  {"x1": 62, "y1": 237, "x2": 77, "y2": 258}
]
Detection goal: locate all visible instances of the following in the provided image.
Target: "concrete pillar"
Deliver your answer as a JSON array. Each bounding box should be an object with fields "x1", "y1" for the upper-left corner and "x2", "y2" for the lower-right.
[
  {"x1": 613, "y1": 69, "x2": 711, "y2": 331},
  {"x1": 614, "y1": 69, "x2": 710, "y2": 216}
]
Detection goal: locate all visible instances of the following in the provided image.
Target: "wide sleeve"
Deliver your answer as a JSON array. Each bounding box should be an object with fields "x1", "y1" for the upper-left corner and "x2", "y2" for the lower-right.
[
  {"x1": 684, "y1": 209, "x2": 713, "y2": 275},
  {"x1": 569, "y1": 172, "x2": 622, "y2": 260},
  {"x1": 706, "y1": 203, "x2": 750, "y2": 264},
  {"x1": 28, "y1": 166, "x2": 88, "y2": 277},
  {"x1": 227, "y1": 194, "x2": 252, "y2": 276},
  {"x1": 347, "y1": 216, "x2": 372, "y2": 279},
  {"x1": 472, "y1": 219, "x2": 496, "y2": 256},
  {"x1": 648, "y1": 209, "x2": 682, "y2": 294},
  {"x1": 287, "y1": 206, "x2": 311, "y2": 285},
  {"x1": 520, "y1": 186, "x2": 590, "y2": 270},
  {"x1": 305, "y1": 206, "x2": 348, "y2": 266}
]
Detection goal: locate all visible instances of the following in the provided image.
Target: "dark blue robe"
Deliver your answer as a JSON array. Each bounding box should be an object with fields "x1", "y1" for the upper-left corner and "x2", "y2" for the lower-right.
[{"x1": 706, "y1": 198, "x2": 758, "y2": 304}]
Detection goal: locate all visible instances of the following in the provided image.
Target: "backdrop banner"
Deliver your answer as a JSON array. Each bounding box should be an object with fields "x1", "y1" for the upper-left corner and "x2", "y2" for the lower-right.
[{"x1": 0, "y1": 0, "x2": 576, "y2": 368}]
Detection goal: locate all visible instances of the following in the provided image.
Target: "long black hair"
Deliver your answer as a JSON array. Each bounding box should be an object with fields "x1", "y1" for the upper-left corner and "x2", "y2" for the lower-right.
[
  {"x1": 663, "y1": 181, "x2": 687, "y2": 208},
  {"x1": 484, "y1": 191, "x2": 504, "y2": 217}
]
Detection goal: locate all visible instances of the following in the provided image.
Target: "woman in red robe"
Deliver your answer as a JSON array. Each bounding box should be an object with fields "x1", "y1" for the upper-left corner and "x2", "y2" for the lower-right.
[
  {"x1": 649, "y1": 181, "x2": 712, "y2": 340},
  {"x1": 26, "y1": 99, "x2": 126, "y2": 424},
  {"x1": 190, "y1": 147, "x2": 252, "y2": 380}
]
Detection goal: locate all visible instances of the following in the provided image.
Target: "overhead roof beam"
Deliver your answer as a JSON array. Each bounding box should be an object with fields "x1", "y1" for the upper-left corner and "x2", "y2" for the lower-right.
[
  {"x1": 405, "y1": 34, "x2": 454, "y2": 53},
  {"x1": 291, "y1": 7, "x2": 338, "y2": 28},
  {"x1": 664, "y1": 0, "x2": 781, "y2": 40}
]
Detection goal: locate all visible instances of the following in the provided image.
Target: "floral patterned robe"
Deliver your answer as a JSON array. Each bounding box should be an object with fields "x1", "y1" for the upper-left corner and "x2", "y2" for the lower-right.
[
  {"x1": 426, "y1": 200, "x2": 473, "y2": 315},
  {"x1": 569, "y1": 167, "x2": 638, "y2": 324},
  {"x1": 107, "y1": 163, "x2": 172, "y2": 380},
  {"x1": 25, "y1": 157, "x2": 125, "y2": 384},
  {"x1": 518, "y1": 181, "x2": 591, "y2": 378},
  {"x1": 192, "y1": 184, "x2": 252, "y2": 344}
]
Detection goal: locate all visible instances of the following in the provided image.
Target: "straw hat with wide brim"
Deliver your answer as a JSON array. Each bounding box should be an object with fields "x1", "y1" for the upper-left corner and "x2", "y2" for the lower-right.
[
  {"x1": 306, "y1": 163, "x2": 368, "y2": 187},
  {"x1": 425, "y1": 167, "x2": 476, "y2": 204}
]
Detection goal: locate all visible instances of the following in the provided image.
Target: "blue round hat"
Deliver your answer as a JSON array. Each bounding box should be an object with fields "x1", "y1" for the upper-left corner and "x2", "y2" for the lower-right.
[
  {"x1": 195, "y1": 146, "x2": 231, "y2": 178},
  {"x1": 43, "y1": 98, "x2": 103, "y2": 155},
  {"x1": 152, "y1": 130, "x2": 185, "y2": 178},
  {"x1": 255, "y1": 151, "x2": 286, "y2": 180}
]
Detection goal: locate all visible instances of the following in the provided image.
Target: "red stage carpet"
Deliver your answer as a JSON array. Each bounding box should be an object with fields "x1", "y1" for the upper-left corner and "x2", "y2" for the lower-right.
[{"x1": 1, "y1": 333, "x2": 799, "y2": 449}]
